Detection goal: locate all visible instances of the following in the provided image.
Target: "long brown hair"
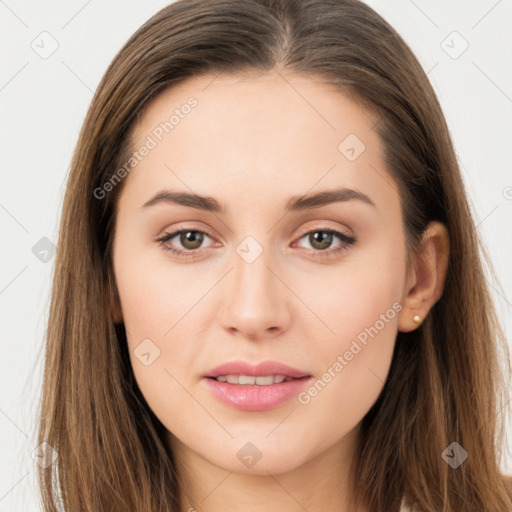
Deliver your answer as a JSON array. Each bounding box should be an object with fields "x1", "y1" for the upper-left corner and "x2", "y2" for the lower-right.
[{"x1": 37, "y1": 1, "x2": 512, "y2": 510}]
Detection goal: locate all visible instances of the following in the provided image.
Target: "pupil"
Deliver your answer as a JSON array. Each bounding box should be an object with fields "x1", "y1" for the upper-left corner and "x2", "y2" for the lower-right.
[
  {"x1": 311, "y1": 231, "x2": 332, "y2": 250},
  {"x1": 181, "y1": 231, "x2": 203, "y2": 249}
]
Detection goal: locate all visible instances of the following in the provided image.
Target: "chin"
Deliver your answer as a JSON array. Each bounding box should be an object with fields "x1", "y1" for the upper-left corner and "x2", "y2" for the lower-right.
[{"x1": 204, "y1": 437, "x2": 314, "y2": 476}]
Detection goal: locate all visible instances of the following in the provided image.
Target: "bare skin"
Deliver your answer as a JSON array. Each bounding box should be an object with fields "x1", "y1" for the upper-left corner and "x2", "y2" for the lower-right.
[{"x1": 111, "y1": 70, "x2": 449, "y2": 512}]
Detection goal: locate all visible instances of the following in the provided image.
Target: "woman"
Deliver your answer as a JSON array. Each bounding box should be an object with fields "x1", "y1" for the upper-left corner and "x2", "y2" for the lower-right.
[{"x1": 37, "y1": 0, "x2": 512, "y2": 510}]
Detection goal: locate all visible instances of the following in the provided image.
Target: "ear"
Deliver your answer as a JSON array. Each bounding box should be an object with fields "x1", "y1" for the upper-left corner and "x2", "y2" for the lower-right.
[{"x1": 398, "y1": 221, "x2": 450, "y2": 332}]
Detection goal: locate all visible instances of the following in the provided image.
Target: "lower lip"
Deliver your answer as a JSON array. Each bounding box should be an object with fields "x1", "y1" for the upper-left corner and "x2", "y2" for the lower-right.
[{"x1": 203, "y1": 376, "x2": 312, "y2": 411}]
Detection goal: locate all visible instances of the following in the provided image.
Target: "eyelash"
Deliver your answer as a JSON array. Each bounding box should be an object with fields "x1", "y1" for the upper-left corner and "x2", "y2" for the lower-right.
[{"x1": 155, "y1": 226, "x2": 356, "y2": 259}]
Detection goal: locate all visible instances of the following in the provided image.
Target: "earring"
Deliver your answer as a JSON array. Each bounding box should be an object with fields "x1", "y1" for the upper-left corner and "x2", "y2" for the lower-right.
[{"x1": 413, "y1": 314, "x2": 421, "y2": 324}]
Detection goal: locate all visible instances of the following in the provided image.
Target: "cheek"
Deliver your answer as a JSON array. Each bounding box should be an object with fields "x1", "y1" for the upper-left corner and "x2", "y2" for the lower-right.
[
  {"x1": 114, "y1": 243, "x2": 207, "y2": 341},
  {"x1": 112, "y1": 237, "x2": 210, "y2": 406},
  {"x1": 292, "y1": 240, "x2": 405, "y2": 412},
  {"x1": 114, "y1": 267, "x2": 206, "y2": 424},
  {"x1": 294, "y1": 235, "x2": 405, "y2": 344}
]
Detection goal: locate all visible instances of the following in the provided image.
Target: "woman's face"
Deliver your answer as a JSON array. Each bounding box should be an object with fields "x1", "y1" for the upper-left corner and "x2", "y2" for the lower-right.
[{"x1": 112, "y1": 72, "x2": 409, "y2": 475}]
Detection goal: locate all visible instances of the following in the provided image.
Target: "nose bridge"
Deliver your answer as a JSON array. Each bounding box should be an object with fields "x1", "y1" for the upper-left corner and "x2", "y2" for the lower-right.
[
  {"x1": 234, "y1": 240, "x2": 274, "y2": 298},
  {"x1": 219, "y1": 235, "x2": 290, "y2": 337}
]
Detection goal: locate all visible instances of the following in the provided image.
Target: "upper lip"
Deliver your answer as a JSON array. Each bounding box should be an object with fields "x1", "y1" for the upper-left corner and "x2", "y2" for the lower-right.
[{"x1": 203, "y1": 360, "x2": 311, "y2": 379}]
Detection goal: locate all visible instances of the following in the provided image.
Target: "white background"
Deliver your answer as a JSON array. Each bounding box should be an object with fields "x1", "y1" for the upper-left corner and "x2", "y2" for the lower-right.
[{"x1": 1, "y1": 0, "x2": 511, "y2": 510}]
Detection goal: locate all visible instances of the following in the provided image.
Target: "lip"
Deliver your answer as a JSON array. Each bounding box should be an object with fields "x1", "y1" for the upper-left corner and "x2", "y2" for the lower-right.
[
  {"x1": 202, "y1": 360, "x2": 312, "y2": 412},
  {"x1": 203, "y1": 360, "x2": 311, "y2": 379}
]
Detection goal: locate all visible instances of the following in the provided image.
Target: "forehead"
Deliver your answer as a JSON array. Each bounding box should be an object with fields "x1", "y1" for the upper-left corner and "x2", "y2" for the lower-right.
[
  {"x1": 133, "y1": 71, "x2": 377, "y2": 150},
  {"x1": 121, "y1": 71, "x2": 398, "y2": 213}
]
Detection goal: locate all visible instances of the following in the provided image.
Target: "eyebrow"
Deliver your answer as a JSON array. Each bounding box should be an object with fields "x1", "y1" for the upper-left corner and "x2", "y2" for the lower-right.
[{"x1": 141, "y1": 187, "x2": 376, "y2": 213}]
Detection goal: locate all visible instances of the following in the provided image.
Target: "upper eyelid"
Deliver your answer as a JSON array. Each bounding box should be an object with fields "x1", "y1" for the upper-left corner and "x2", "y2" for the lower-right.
[
  {"x1": 160, "y1": 224, "x2": 350, "y2": 237},
  {"x1": 161, "y1": 219, "x2": 352, "y2": 238},
  {"x1": 296, "y1": 223, "x2": 352, "y2": 238},
  {"x1": 159, "y1": 226, "x2": 215, "y2": 242}
]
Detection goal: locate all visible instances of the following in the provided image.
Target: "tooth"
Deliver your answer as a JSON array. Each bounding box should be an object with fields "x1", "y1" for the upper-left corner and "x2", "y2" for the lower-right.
[
  {"x1": 238, "y1": 375, "x2": 256, "y2": 385},
  {"x1": 255, "y1": 375, "x2": 274, "y2": 385},
  {"x1": 215, "y1": 374, "x2": 291, "y2": 385}
]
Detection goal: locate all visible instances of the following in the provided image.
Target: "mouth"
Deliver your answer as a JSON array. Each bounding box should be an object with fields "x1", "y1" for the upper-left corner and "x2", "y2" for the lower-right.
[{"x1": 202, "y1": 360, "x2": 312, "y2": 411}]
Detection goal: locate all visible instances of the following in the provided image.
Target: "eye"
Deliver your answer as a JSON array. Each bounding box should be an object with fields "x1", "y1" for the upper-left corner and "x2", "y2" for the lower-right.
[
  {"x1": 156, "y1": 226, "x2": 356, "y2": 259},
  {"x1": 294, "y1": 228, "x2": 356, "y2": 257},
  {"x1": 156, "y1": 228, "x2": 216, "y2": 257}
]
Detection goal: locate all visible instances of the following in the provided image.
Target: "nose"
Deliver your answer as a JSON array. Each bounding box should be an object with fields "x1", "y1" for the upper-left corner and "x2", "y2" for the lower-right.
[{"x1": 218, "y1": 244, "x2": 292, "y2": 340}]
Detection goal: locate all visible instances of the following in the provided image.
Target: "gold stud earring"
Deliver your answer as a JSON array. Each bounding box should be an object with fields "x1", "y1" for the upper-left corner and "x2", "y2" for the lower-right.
[{"x1": 413, "y1": 314, "x2": 421, "y2": 324}]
